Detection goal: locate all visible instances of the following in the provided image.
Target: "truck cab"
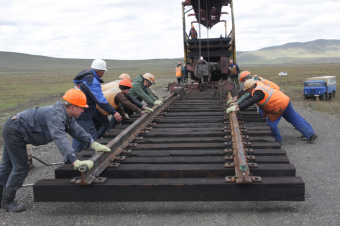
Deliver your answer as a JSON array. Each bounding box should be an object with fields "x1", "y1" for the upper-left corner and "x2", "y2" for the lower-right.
[{"x1": 303, "y1": 76, "x2": 336, "y2": 101}]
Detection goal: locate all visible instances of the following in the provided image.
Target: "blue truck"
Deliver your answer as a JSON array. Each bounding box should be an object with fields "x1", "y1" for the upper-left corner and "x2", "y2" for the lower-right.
[{"x1": 303, "y1": 76, "x2": 336, "y2": 101}]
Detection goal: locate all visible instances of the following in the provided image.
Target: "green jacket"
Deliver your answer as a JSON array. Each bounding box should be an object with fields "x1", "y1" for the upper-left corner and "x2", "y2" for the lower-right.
[{"x1": 130, "y1": 74, "x2": 157, "y2": 105}]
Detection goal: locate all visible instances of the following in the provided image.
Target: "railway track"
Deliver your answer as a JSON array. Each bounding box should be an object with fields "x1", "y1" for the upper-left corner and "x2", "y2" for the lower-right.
[{"x1": 33, "y1": 90, "x2": 305, "y2": 202}]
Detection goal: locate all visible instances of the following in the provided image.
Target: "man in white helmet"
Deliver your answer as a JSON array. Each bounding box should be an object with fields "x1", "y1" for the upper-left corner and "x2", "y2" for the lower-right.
[{"x1": 72, "y1": 59, "x2": 122, "y2": 153}]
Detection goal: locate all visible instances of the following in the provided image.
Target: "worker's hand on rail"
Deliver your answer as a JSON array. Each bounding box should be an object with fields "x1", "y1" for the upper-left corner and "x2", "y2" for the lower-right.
[
  {"x1": 232, "y1": 96, "x2": 238, "y2": 102},
  {"x1": 141, "y1": 109, "x2": 152, "y2": 115},
  {"x1": 226, "y1": 105, "x2": 237, "y2": 114},
  {"x1": 159, "y1": 98, "x2": 166, "y2": 103},
  {"x1": 73, "y1": 160, "x2": 94, "y2": 170},
  {"x1": 124, "y1": 113, "x2": 130, "y2": 119},
  {"x1": 113, "y1": 112, "x2": 122, "y2": 122},
  {"x1": 154, "y1": 100, "x2": 163, "y2": 106},
  {"x1": 236, "y1": 106, "x2": 240, "y2": 112},
  {"x1": 226, "y1": 98, "x2": 233, "y2": 106},
  {"x1": 144, "y1": 107, "x2": 154, "y2": 112},
  {"x1": 91, "y1": 142, "x2": 111, "y2": 153}
]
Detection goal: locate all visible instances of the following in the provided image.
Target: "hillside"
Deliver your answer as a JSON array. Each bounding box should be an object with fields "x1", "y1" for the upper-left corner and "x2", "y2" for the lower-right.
[{"x1": 237, "y1": 39, "x2": 340, "y2": 65}]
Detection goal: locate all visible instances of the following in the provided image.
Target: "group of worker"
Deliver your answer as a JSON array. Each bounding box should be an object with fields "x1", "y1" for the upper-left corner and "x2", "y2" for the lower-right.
[
  {"x1": 0, "y1": 59, "x2": 165, "y2": 212},
  {"x1": 226, "y1": 70, "x2": 318, "y2": 145}
]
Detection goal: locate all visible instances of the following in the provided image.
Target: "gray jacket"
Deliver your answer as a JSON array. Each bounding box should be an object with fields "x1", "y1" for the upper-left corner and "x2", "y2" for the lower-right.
[{"x1": 15, "y1": 102, "x2": 93, "y2": 163}]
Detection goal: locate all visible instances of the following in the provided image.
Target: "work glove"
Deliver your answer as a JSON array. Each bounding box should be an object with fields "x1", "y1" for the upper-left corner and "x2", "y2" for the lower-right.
[
  {"x1": 226, "y1": 97, "x2": 233, "y2": 107},
  {"x1": 91, "y1": 142, "x2": 111, "y2": 153},
  {"x1": 159, "y1": 98, "x2": 166, "y2": 103},
  {"x1": 154, "y1": 100, "x2": 163, "y2": 106},
  {"x1": 125, "y1": 113, "x2": 130, "y2": 119},
  {"x1": 144, "y1": 107, "x2": 154, "y2": 112},
  {"x1": 141, "y1": 109, "x2": 152, "y2": 115},
  {"x1": 74, "y1": 160, "x2": 94, "y2": 170},
  {"x1": 226, "y1": 105, "x2": 237, "y2": 114}
]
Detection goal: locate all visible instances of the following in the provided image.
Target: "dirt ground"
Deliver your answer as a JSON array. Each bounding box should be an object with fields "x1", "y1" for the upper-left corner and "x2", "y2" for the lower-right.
[{"x1": 1, "y1": 87, "x2": 340, "y2": 225}]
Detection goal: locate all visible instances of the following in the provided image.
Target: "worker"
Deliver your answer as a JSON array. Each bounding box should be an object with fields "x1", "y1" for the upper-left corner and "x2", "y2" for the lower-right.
[
  {"x1": 129, "y1": 73, "x2": 163, "y2": 106},
  {"x1": 195, "y1": 56, "x2": 209, "y2": 82},
  {"x1": 252, "y1": 75, "x2": 280, "y2": 90},
  {"x1": 189, "y1": 25, "x2": 197, "y2": 39},
  {"x1": 101, "y1": 73, "x2": 131, "y2": 92},
  {"x1": 146, "y1": 73, "x2": 165, "y2": 103},
  {"x1": 93, "y1": 79, "x2": 153, "y2": 136},
  {"x1": 227, "y1": 80, "x2": 318, "y2": 144},
  {"x1": 0, "y1": 89, "x2": 111, "y2": 212},
  {"x1": 73, "y1": 59, "x2": 122, "y2": 153},
  {"x1": 176, "y1": 62, "x2": 184, "y2": 84},
  {"x1": 228, "y1": 60, "x2": 240, "y2": 89}
]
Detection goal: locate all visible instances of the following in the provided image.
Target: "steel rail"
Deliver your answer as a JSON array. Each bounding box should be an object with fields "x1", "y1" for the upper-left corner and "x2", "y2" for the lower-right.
[
  {"x1": 227, "y1": 92, "x2": 252, "y2": 183},
  {"x1": 74, "y1": 92, "x2": 178, "y2": 185}
]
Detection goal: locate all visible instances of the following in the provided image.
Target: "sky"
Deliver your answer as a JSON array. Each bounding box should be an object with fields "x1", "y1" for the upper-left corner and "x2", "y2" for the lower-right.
[{"x1": 0, "y1": 0, "x2": 339, "y2": 60}]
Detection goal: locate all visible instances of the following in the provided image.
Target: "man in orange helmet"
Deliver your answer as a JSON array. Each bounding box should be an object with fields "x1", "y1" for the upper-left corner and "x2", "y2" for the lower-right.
[
  {"x1": 0, "y1": 89, "x2": 111, "y2": 212},
  {"x1": 176, "y1": 62, "x2": 184, "y2": 84},
  {"x1": 234, "y1": 80, "x2": 318, "y2": 145},
  {"x1": 189, "y1": 25, "x2": 197, "y2": 39},
  {"x1": 92, "y1": 79, "x2": 153, "y2": 136}
]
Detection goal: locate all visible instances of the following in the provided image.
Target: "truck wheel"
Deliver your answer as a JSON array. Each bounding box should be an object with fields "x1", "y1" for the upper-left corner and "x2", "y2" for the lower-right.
[
  {"x1": 319, "y1": 94, "x2": 326, "y2": 101},
  {"x1": 304, "y1": 96, "x2": 308, "y2": 100},
  {"x1": 333, "y1": 91, "x2": 336, "y2": 98},
  {"x1": 329, "y1": 93, "x2": 333, "y2": 100}
]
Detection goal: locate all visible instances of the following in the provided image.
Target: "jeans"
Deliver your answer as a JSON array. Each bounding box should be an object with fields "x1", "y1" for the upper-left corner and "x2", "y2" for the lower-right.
[
  {"x1": 92, "y1": 109, "x2": 109, "y2": 138},
  {"x1": 0, "y1": 119, "x2": 29, "y2": 191},
  {"x1": 72, "y1": 113, "x2": 97, "y2": 154},
  {"x1": 267, "y1": 102, "x2": 314, "y2": 141},
  {"x1": 108, "y1": 116, "x2": 119, "y2": 131},
  {"x1": 230, "y1": 76, "x2": 240, "y2": 89}
]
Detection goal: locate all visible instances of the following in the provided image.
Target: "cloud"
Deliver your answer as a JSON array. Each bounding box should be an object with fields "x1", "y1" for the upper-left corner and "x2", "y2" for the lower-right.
[{"x1": 0, "y1": 0, "x2": 339, "y2": 59}]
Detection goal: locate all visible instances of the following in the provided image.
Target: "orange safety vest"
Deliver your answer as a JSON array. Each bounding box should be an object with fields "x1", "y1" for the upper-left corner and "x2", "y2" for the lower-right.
[
  {"x1": 96, "y1": 87, "x2": 121, "y2": 116},
  {"x1": 190, "y1": 29, "x2": 197, "y2": 39},
  {"x1": 176, "y1": 66, "x2": 183, "y2": 77},
  {"x1": 252, "y1": 82, "x2": 290, "y2": 121},
  {"x1": 253, "y1": 76, "x2": 280, "y2": 90},
  {"x1": 101, "y1": 80, "x2": 120, "y2": 92}
]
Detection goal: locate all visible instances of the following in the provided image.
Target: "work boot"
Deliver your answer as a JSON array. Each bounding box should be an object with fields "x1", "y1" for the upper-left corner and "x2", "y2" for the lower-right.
[
  {"x1": 0, "y1": 186, "x2": 3, "y2": 208},
  {"x1": 307, "y1": 133, "x2": 318, "y2": 144},
  {"x1": 276, "y1": 140, "x2": 282, "y2": 145},
  {"x1": 1, "y1": 188, "x2": 26, "y2": 212}
]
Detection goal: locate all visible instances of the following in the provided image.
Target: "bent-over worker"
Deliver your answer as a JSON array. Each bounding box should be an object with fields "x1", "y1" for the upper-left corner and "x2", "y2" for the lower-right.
[
  {"x1": 0, "y1": 89, "x2": 111, "y2": 212},
  {"x1": 227, "y1": 80, "x2": 318, "y2": 144},
  {"x1": 72, "y1": 59, "x2": 122, "y2": 153}
]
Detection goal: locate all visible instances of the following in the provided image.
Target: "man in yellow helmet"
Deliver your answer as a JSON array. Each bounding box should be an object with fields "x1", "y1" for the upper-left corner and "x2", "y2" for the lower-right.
[
  {"x1": 0, "y1": 89, "x2": 111, "y2": 212},
  {"x1": 129, "y1": 73, "x2": 163, "y2": 106}
]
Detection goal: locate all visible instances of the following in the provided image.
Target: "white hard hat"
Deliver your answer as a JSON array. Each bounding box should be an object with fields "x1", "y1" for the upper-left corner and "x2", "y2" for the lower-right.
[
  {"x1": 199, "y1": 56, "x2": 204, "y2": 61},
  {"x1": 91, "y1": 59, "x2": 108, "y2": 71}
]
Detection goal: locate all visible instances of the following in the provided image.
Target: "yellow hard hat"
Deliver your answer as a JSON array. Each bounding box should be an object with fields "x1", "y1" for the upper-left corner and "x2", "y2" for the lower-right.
[
  {"x1": 243, "y1": 79, "x2": 256, "y2": 90},
  {"x1": 142, "y1": 73, "x2": 155, "y2": 84},
  {"x1": 119, "y1": 73, "x2": 131, "y2": 81}
]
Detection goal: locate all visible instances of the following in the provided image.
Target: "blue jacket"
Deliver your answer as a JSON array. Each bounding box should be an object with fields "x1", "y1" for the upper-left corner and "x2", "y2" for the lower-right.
[
  {"x1": 15, "y1": 102, "x2": 93, "y2": 163},
  {"x1": 228, "y1": 63, "x2": 240, "y2": 78},
  {"x1": 73, "y1": 70, "x2": 116, "y2": 115}
]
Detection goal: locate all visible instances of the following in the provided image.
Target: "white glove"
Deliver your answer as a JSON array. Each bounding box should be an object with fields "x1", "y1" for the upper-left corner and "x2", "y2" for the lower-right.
[
  {"x1": 154, "y1": 100, "x2": 163, "y2": 106},
  {"x1": 91, "y1": 142, "x2": 111, "y2": 153},
  {"x1": 226, "y1": 105, "x2": 237, "y2": 114},
  {"x1": 74, "y1": 160, "x2": 94, "y2": 170},
  {"x1": 145, "y1": 107, "x2": 154, "y2": 112},
  {"x1": 125, "y1": 113, "x2": 130, "y2": 119}
]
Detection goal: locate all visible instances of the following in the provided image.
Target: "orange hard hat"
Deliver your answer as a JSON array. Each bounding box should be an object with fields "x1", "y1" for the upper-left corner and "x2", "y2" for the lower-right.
[
  {"x1": 143, "y1": 73, "x2": 155, "y2": 84},
  {"x1": 119, "y1": 73, "x2": 131, "y2": 81},
  {"x1": 119, "y1": 79, "x2": 133, "y2": 88},
  {"x1": 63, "y1": 89, "x2": 89, "y2": 108},
  {"x1": 239, "y1": 71, "x2": 252, "y2": 81}
]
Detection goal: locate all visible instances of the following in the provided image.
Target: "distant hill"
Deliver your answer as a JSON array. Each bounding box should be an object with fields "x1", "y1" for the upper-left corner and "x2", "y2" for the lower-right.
[{"x1": 237, "y1": 39, "x2": 340, "y2": 65}]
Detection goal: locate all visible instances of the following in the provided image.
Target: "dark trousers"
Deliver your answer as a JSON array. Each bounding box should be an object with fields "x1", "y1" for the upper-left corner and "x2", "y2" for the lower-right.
[
  {"x1": 0, "y1": 119, "x2": 29, "y2": 191},
  {"x1": 92, "y1": 109, "x2": 110, "y2": 138},
  {"x1": 267, "y1": 102, "x2": 314, "y2": 141},
  {"x1": 177, "y1": 77, "x2": 182, "y2": 85},
  {"x1": 72, "y1": 113, "x2": 97, "y2": 154}
]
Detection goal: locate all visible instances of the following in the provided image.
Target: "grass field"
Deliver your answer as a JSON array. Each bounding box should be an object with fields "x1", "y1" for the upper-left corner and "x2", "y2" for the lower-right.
[{"x1": 1, "y1": 55, "x2": 340, "y2": 147}]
